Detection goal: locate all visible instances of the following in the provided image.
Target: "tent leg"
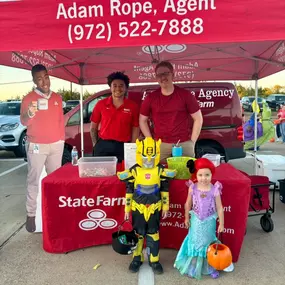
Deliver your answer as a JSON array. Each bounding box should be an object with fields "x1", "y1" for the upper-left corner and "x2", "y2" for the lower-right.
[
  {"x1": 80, "y1": 85, "x2": 84, "y2": 158},
  {"x1": 254, "y1": 78, "x2": 258, "y2": 174}
]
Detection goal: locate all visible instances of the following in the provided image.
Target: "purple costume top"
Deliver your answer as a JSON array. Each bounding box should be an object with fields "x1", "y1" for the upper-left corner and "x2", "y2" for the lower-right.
[{"x1": 187, "y1": 180, "x2": 222, "y2": 220}]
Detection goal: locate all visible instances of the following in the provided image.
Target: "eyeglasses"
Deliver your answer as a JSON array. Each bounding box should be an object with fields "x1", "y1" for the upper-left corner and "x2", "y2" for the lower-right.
[{"x1": 155, "y1": 71, "x2": 171, "y2": 78}]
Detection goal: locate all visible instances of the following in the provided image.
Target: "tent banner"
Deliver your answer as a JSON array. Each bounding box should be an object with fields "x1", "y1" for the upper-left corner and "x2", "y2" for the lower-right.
[
  {"x1": 1, "y1": 51, "x2": 58, "y2": 71},
  {"x1": 1, "y1": 0, "x2": 285, "y2": 51},
  {"x1": 0, "y1": 50, "x2": 80, "y2": 82},
  {"x1": 1, "y1": 41, "x2": 285, "y2": 84}
]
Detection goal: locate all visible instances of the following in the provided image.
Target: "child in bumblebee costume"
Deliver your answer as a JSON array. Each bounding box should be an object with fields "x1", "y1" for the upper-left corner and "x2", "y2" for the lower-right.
[{"x1": 117, "y1": 137, "x2": 176, "y2": 274}]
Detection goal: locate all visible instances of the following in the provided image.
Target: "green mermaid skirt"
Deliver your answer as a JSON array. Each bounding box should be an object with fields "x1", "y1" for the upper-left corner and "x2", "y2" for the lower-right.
[{"x1": 174, "y1": 211, "x2": 218, "y2": 280}]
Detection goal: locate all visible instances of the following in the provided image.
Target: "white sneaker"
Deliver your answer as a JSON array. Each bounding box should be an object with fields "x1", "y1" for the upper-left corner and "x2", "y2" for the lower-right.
[{"x1": 223, "y1": 263, "x2": 235, "y2": 272}]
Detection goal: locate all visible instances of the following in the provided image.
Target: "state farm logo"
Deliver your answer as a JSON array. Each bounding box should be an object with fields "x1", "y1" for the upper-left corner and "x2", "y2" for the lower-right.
[
  {"x1": 79, "y1": 209, "x2": 117, "y2": 231},
  {"x1": 142, "y1": 44, "x2": 186, "y2": 54}
]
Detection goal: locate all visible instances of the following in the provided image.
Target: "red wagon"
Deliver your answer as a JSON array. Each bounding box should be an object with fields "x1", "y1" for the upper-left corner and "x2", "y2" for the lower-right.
[{"x1": 241, "y1": 172, "x2": 276, "y2": 232}]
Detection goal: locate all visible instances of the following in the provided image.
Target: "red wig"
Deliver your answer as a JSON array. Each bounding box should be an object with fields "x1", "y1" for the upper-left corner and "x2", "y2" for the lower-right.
[{"x1": 187, "y1": 158, "x2": 216, "y2": 182}]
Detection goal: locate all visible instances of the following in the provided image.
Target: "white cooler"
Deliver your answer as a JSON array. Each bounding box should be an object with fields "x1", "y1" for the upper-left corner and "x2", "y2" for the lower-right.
[{"x1": 256, "y1": 154, "x2": 285, "y2": 184}]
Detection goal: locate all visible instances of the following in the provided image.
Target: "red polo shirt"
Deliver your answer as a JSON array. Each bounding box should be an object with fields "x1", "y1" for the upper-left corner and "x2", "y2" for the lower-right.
[
  {"x1": 140, "y1": 85, "x2": 200, "y2": 143},
  {"x1": 90, "y1": 96, "x2": 139, "y2": 142},
  {"x1": 20, "y1": 91, "x2": 65, "y2": 143}
]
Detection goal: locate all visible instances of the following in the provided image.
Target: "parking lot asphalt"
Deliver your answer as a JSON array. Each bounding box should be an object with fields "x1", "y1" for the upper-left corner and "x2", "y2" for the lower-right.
[
  {"x1": 1, "y1": 140, "x2": 285, "y2": 285},
  {"x1": 0, "y1": 153, "x2": 27, "y2": 247}
]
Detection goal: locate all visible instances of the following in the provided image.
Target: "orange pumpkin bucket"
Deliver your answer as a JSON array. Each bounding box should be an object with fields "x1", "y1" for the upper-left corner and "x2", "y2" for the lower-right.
[{"x1": 207, "y1": 241, "x2": 232, "y2": 270}]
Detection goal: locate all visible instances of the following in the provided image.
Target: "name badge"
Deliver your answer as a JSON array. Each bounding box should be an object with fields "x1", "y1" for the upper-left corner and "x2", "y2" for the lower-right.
[{"x1": 33, "y1": 144, "x2": 39, "y2": 154}]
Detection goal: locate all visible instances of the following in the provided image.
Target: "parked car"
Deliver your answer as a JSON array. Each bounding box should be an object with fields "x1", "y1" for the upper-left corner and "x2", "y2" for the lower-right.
[
  {"x1": 0, "y1": 101, "x2": 27, "y2": 157},
  {"x1": 63, "y1": 106, "x2": 73, "y2": 114},
  {"x1": 266, "y1": 94, "x2": 285, "y2": 111},
  {"x1": 66, "y1": 100, "x2": 80, "y2": 108},
  {"x1": 62, "y1": 82, "x2": 245, "y2": 165},
  {"x1": 62, "y1": 100, "x2": 80, "y2": 115},
  {"x1": 240, "y1": 96, "x2": 264, "y2": 112}
]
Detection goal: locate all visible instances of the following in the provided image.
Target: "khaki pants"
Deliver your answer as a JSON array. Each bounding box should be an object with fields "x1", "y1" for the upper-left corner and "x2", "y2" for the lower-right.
[
  {"x1": 26, "y1": 141, "x2": 64, "y2": 217},
  {"x1": 160, "y1": 140, "x2": 195, "y2": 162}
]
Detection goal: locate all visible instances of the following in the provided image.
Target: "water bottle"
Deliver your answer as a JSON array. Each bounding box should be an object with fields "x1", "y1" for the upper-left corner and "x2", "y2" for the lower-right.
[{"x1": 71, "y1": 146, "x2": 78, "y2": 166}]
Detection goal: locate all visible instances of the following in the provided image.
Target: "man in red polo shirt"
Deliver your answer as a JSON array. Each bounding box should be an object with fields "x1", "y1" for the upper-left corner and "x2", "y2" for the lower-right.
[
  {"x1": 90, "y1": 72, "x2": 139, "y2": 162},
  {"x1": 139, "y1": 61, "x2": 203, "y2": 161}
]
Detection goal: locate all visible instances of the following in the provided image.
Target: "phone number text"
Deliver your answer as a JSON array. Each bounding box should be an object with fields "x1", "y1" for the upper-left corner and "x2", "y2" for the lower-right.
[
  {"x1": 11, "y1": 53, "x2": 54, "y2": 70},
  {"x1": 166, "y1": 211, "x2": 183, "y2": 219},
  {"x1": 68, "y1": 18, "x2": 203, "y2": 44}
]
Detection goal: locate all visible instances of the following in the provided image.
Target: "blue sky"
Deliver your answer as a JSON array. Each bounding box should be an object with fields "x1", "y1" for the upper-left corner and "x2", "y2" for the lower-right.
[{"x1": 0, "y1": 65, "x2": 284, "y2": 100}]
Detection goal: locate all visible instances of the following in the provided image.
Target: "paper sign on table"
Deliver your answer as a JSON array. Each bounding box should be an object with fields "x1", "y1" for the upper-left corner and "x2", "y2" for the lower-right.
[{"x1": 124, "y1": 143, "x2": 137, "y2": 170}]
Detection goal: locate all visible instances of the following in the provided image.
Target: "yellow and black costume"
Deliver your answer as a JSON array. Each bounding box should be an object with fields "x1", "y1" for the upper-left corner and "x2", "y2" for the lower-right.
[{"x1": 117, "y1": 137, "x2": 176, "y2": 274}]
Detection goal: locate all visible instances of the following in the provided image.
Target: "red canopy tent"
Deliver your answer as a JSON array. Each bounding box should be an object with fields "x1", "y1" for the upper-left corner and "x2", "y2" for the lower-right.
[
  {"x1": 0, "y1": 41, "x2": 285, "y2": 84},
  {"x1": 0, "y1": 0, "x2": 285, "y2": 161}
]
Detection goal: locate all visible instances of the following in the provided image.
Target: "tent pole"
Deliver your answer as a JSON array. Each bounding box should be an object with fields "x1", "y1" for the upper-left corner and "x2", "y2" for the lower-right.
[
  {"x1": 80, "y1": 85, "x2": 84, "y2": 158},
  {"x1": 252, "y1": 59, "x2": 259, "y2": 175},
  {"x1": 79, "y1": 62, "x2": 85, "y2": 158},
  {"x1": 253, "y1": 77, "x2": 258, "y2": 174}
]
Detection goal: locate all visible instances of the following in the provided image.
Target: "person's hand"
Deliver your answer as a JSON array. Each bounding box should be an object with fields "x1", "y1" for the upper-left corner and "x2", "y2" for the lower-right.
[
  {"x1": 138, "y1": 133, "x2": 145, "y2": 141},
  {"x1": 218, "y1": 224, "x2": 224, "y2": 233},
  {"x1": 185, "y1": 218, "x2": 190, "y2": 229},
  {"x1": 161, "y1": 210, "x2": 168, "y2": 219},
  {"x1": 124, "y1": 212, "x2": 130, "y2": 221},
  {"x1": 189, "y1": 139, "x2": 196, "y2": 154},
  {"x1": 28, "y1": 101, "x2": 38, "y2": 117}
]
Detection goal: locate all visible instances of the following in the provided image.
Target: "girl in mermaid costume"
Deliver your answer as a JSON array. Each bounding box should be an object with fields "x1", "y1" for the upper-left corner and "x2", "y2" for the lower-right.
[{"x1": 174, "y1": 158, "x2": 224, "y2": 280}]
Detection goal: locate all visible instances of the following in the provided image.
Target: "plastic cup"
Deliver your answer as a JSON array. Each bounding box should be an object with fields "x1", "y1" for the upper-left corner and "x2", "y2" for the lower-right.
[{"x1": 172, "y1": 146, "x2": 183, "y2": 157}]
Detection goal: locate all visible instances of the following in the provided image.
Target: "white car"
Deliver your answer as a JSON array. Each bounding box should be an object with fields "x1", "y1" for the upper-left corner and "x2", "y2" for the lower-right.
[{"x1": 0, "y1": 101, "x2": 27, "y2": 157}]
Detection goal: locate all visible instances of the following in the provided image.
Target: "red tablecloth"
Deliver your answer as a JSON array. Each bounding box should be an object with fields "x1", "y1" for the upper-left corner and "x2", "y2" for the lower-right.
[{"x1": 42, "y1": 163, "x2": 251, "y2": 262}]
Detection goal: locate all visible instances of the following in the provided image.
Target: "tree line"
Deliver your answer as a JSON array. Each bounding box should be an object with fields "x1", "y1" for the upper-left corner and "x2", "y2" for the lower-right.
[
  {"x1": 8, "y1": 84, "x2": 285, "y2": 101},
  {"x1": 9, "y1": 88, "x2": 93, "y2": 101},
  {"x1": 235, "y1": 84, "x2": 285, "y2": 98},
  {"x1": 55, "y1": 88, "x2": 92, "y2": 101}
]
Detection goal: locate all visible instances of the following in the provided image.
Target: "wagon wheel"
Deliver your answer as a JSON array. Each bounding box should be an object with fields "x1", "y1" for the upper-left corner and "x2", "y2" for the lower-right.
[{"x1": 260, "y1": 215, "x2": 274, "y2": 233}]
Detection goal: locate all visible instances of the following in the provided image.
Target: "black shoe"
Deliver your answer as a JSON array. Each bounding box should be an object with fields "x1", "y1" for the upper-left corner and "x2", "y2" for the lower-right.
[
  {"x1": 150, "y1": 262, "x2": 164, "y2": 274},
  {"x1": 129, "y1": 260, "x2": 142, "y2": 273},
  {"x1": 25, "y1": 216, "x2": 36, "y2": 233}
]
